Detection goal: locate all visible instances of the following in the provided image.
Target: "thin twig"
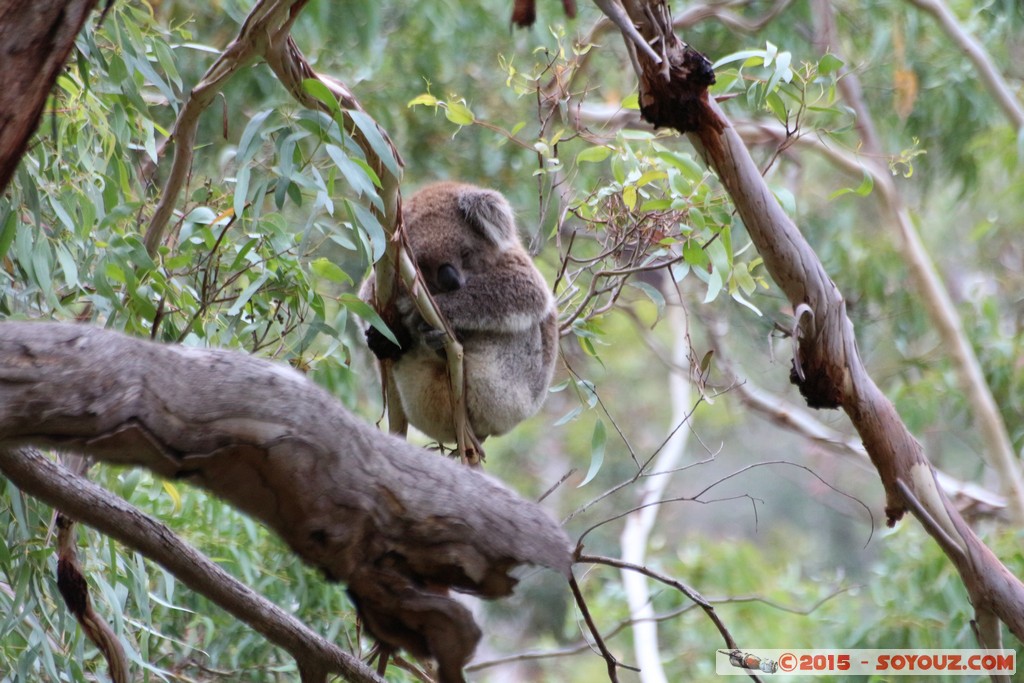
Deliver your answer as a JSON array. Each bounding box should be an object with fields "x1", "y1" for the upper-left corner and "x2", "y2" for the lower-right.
[{"x1": 568, "y1": 572, "x2": 631, "y2": 681}]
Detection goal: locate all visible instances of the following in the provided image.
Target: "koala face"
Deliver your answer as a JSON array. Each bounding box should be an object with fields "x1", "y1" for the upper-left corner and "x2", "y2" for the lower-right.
[
  {"x1": 403, "y1": 182, "x2": 518, "y2": 297},
  {"x1": 363, "y1": 181, "x2": 558, "y2": 443}
]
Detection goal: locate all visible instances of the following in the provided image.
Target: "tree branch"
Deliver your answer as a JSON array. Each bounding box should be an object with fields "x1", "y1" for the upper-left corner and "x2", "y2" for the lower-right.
[
  {"x1": 702, "y1": 307, "x2": 1007, "y2": 516},
  {"x1": 0, "y1": 322, "x2": 571, "y2": 681},
  {"x1": 810, "y1": 0, "x2": 1024, "y2": 524},
  {"x1": 0, "y1": 448, "x2": 383, "y2": 683},
  {"x1": 144, "y1": 0, "x2": 304, "y2": 254},
  {"x1": 904, "y1": 0, "x2": 1024, "y2": 131},
  {"x1": 612, "y1": 0, "x2": 1024, "y2": 646}
]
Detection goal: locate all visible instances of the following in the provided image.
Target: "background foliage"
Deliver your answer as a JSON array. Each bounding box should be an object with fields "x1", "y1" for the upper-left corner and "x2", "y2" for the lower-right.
[{"x1": 1, "y1": 0, "x2": 1023, "y2": 680}]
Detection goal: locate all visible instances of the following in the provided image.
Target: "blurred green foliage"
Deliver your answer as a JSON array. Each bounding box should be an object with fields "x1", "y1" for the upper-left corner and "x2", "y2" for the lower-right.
[{"x1": 1, "y1": 0, "x2": 1023, "y2": 679}]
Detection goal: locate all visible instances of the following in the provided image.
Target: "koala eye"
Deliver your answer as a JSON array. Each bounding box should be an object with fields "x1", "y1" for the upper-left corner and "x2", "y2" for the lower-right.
[{"x1": 436, "y1": 263, "x2": 464, "y2": 292}]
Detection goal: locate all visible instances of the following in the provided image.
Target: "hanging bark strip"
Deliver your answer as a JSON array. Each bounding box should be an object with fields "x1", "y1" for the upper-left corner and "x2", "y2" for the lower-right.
[
  {"x1": 56, "y1": 513, "x2": 129, "y2": 683},
  {"x1": 606, "y1": 0, "x2": 1024, "y2": 648}
]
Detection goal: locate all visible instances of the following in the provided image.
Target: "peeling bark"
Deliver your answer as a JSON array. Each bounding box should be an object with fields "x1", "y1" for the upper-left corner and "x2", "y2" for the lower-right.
[{"x1": 0, "y1": 321, "x2": 571, "y2": 681}]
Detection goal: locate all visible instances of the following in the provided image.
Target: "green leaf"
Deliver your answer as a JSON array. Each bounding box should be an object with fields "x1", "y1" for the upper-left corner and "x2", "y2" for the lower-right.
[
  {"x1": 31, "y1": 240, "x2": 54, "y2": 299},
  {"x1": 766, "y1": 50, "x2": 793, "y2": 92},
  {"x1": 236, "y1": 109, "x2": 274, "y2": 167},
  {"x1": 730, "y1": 289, "x2": 762, "y2": 316},
  {"x1": 766, "y1": 91, "x2": 787, "y2": 122},
  {"x1": 578, "y1": 419, "x2": 607, "y2": 487},
  {"x1": 712, "y1": 49, "x2": 766, "y2": 69},
  {"x1": 310, "y1": 257, "x2": 353, "y2": 285},
  {"x1": 829, "y1": 168, "x2": 874, "y2": 199},
  {"x1": 576, "y1": 145, "x2": 612, "y2": 164},
  {"x1": 622, "y1": 92, "x2": 640, "y2": 110},
  {"x1": 703, "y1": 267, "x2": 723, "y2": 303},
  {"x1": 658, "y1": 150, "x2": 705, "y2": 183},
  {"x1": 0, "y1": 208, "x2": 16, "y2": 261},
  {"x1": 444, "y1": 100, "x2": 475, "y2": 126},
  {"x1": 303, "y1": 78, "x2": 344, "y2": 120},
  {"x1": 623, "y1": 185, "x2": 637, "y2": 211},
  {"x1": 818, "y1": 53, "x2": 845, "y2": 76},
  {"x1": 55, "y1": 244, "x2": 79, "y2": 290},
  {"x1": 326, "y1": 144, "x2": 381, "y2": 209},
  {"x1": 407, "y1": 93, "x2": 439, "y2": 108},
  {"x1": 344, "y1": 294, "x2": 399, "y2": 346},
  {"x1": 349, "y1": 110, "x2": 401, "y2": 180},
  {"x1": 683, "y1": 238, "x2": 708, "y2": 269},
  {"x1": 227, "y1": 271, "x2": 271, "y2": 316},
  {"x1": 629, "y1": 280, "x2": 666, "y2": 320},
  {"x1": 731, "y1": 262, "x2": 756, "y2": 295},
  {"x1": 345, "y1": 199, "x2": 387, "y2": 262}
]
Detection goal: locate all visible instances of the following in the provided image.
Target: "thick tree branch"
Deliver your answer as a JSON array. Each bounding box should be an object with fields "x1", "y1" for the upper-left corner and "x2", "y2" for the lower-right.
[{"x1": 0, "y1": 322, "x2": 571, "y2": 682}]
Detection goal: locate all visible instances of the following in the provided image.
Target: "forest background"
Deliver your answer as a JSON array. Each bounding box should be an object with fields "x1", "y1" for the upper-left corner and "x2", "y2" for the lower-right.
[{"x1": 2, "y1": 0, "x2": 1024, "y2": 681}]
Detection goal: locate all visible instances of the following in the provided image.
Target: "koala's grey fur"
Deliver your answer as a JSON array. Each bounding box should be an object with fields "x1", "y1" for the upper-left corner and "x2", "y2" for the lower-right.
[{"x1": 361, "y1": 181, "x2": 558, "y2": 443}]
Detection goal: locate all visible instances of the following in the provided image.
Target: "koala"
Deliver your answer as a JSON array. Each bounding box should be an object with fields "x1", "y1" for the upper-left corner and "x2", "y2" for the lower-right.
[{"x1": 361, "y1": 181, "x2": 558, "y2": 443}]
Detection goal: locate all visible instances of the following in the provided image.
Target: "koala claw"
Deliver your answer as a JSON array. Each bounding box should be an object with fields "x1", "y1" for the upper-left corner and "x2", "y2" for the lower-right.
[{"x1": 365, "y1": 325, "x2": 405, "y2": 361}]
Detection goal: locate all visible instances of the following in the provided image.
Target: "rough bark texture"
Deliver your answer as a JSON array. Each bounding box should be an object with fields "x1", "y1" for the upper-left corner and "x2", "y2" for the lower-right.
[
  {"x1": 0, "y1": 0, "x2": 100, "y2": 191},
  {"x1": 0, "y1": 321, "x2": 571, "y2": 682},
  {"x1": 614, "y1": 0, "x2": 1024, "y2": 646}
]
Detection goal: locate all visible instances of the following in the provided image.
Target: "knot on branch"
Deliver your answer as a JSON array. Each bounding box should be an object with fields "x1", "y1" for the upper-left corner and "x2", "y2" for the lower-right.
[
  {"x1": 638, "y1": 42, "x2": 722, "y2": 135},
  {"x1": 788, "y1": 303, "x2": 842, "y2": 409},
  {"x1": 789, "y1": 357, "x2": 843, "y2": 410},
  {"x1": 348, "y1": 567, "x2": 482, "y2": 683}
]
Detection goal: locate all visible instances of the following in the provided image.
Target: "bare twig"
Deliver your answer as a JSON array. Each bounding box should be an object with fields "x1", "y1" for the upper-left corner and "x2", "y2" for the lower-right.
[
  {"x1": 568, "y1": 572, "x2": 631, "y2": 681},
  {"x1": 578, "y1": 553, "x2": 764, "y2": 682},
  {"x1": 592, "y1": 0, "x2": 662, "y2": 65}
]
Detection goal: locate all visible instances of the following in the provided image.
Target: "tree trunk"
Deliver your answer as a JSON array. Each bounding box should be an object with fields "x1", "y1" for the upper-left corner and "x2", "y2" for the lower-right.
[{"x1": 0, "y1": 0, "x2": 101, "y2": 191}]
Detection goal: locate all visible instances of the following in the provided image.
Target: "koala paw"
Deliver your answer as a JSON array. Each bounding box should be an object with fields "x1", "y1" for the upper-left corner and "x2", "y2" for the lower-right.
[
  {"x1": 365, "y1": 325, "x2": 407, "y2": 360},
  {"x1": 422, "y1": 327, "x2": 448, "y2": 353}
]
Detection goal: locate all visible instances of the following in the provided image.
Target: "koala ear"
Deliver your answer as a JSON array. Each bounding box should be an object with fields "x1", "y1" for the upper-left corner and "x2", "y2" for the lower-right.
[{"x1": 457, "y1": 187, "x2": 519, "y2": 250}]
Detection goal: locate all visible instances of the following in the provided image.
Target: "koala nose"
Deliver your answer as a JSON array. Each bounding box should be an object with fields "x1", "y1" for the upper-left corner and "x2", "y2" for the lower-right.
[{"x1": 436, "y1": 263, "x2": 464, "y2": 292}]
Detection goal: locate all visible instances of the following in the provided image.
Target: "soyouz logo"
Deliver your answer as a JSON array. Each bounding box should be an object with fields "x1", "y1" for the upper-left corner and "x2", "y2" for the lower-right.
[{"x1": 716, "y1": 649, "x2": 1016, "y2": 676}]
